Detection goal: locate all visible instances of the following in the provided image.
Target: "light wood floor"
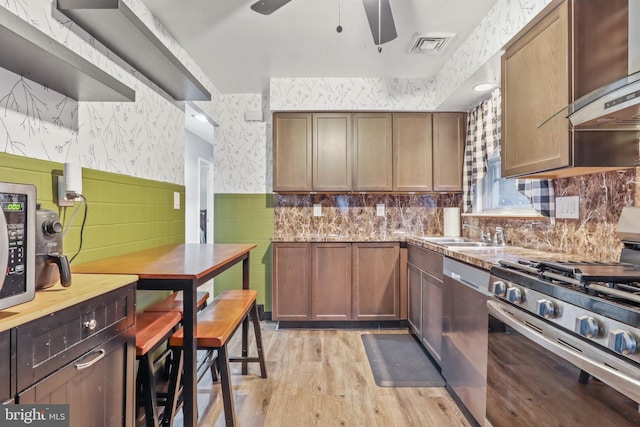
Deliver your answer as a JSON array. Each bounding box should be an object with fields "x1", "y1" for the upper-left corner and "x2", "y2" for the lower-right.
[{"x1": 171, "y1": 322, "x2": 471, "y2": 427}]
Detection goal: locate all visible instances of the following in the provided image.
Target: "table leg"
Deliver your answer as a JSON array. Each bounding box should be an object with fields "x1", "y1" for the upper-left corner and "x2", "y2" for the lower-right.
[
  {"x1": 182, "y1": 284, "x2": 198, "y2": 427},
  {"x1": 242, "y1": 253, "x2": 250, "y2": 375}
]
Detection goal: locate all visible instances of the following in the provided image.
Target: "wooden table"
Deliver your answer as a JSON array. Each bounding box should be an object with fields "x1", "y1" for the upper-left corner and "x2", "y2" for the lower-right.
[{"x1": 73, "y1": 243, "x2": 256, "y2": 427}]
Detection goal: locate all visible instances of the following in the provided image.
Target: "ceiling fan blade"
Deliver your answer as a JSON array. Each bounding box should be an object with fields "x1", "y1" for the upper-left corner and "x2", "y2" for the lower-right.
[
  {"x1": 250, "y1": 0, "x2": 292, "y2": 15},
  {"x1": 362, "y1": 0, "x2": 397, "y2": 45}
]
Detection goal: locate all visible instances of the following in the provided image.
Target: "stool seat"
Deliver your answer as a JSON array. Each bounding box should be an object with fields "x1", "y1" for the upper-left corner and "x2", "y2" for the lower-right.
[
  {"x1": 145, "y1": 291, "x2": 210, "y2": 317},
  {"x1": 166, "y1": 289, "x2": 266, "y2": 427},
  {"x1": 135, "y1": 311, "x2": 183, "y2": 427},
  {"x1": 136, "y1": 311, "x2": 182, "y2": 356}
]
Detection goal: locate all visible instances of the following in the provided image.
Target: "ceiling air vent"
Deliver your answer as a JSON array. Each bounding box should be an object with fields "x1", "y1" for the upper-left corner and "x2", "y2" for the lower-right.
[{"x1": 408, "y1": 33, "x2": 455, "y2": 54}]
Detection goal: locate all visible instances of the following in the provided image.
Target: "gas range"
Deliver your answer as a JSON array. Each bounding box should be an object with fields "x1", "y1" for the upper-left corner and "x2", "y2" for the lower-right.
[{"x1": 489, "y1": 259, "x2": 640, "y2": 365}]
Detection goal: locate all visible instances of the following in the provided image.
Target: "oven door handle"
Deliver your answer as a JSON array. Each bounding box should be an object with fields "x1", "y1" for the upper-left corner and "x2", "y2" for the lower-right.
[{"x1": 488, "y1": 300, "x2": 640, "y2": 404}]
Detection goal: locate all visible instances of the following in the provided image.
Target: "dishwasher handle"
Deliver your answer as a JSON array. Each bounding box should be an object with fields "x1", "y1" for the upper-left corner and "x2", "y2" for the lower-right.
[{"x1": 443, "y1": 257, "x2": 490, "y2": 294}]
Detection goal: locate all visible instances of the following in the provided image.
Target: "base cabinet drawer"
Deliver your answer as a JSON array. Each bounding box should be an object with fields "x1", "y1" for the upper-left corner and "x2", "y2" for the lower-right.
[{"x1": 17, "y1": 332, "x2": 134, "y2": 427}]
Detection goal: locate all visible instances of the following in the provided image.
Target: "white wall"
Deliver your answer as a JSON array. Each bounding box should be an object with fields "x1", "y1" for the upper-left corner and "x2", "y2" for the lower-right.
[{"x1": 185, "y1": 130, "x2": 214, "y2": 243}]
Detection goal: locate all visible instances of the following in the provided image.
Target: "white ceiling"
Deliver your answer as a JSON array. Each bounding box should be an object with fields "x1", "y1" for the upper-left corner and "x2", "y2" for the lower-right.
[{"x1": 141, "y1": 0, "x2": 500, "y2": 110}]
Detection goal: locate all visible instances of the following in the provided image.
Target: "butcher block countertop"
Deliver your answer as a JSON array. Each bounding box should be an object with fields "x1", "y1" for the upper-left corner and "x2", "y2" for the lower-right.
[
  {"x1": 0, "y1": 273, "x2": 138, "y2": 332},
  {"x1": 407, "y1": 237, "x2": 585, "y2": 271}
]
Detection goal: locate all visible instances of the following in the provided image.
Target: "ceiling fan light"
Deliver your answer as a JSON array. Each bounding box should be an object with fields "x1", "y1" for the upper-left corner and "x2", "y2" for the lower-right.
[
  {"x1": 250, "y1": 0, "x2": 292, "y2": 15},
  {"x1": 473, "y1": 83, "x2": 495, "y2": 92},
  {"x1": 362, "y1": 0, "x2": 397, "y2": 45}
]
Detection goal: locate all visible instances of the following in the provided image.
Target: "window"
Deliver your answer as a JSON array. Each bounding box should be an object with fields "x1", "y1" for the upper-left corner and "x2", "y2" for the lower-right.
[{"x1": 472, "y1": 151, "x2": 537, "y2": 215}]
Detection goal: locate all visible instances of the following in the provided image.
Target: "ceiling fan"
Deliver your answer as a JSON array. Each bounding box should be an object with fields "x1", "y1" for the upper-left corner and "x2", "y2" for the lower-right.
[{"x1": 250, "y1": 0, "x2": 397, "y2": 48}]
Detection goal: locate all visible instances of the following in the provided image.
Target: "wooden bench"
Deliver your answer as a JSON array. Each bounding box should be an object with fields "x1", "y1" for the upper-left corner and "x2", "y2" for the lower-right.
[
  {"x1": 145, "y1": 290, "x2": 210, "y2": 317},
  {"x1": 146, "y1": 290, "x2": 215, "y2": 381},
  {"x1": 135, "y1": 311, "x2": 184, "y2": 427},
  {"x1": 166, "y1": 289, "x2": 267, "y2": 427}
]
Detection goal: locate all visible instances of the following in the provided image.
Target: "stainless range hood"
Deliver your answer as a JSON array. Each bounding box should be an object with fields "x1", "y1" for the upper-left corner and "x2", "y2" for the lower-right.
[{"x1": 569, "y1": 0, "x2": 640, "y2": 129}]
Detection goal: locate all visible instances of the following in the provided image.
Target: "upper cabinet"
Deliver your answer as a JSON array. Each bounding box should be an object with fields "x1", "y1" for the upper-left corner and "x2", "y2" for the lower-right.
[
  {"x1": 273, "y1": 111, "x2": 465, "y2": 193},
  {"x1": 353, "y1": 113, "x2": 393, "y2": 191},
  {"x1": 57, "y1": 0, "x2": 210, "y2": 101},
  {"x1": 501, "y1": 2, "x2": 570, "y2": 177},
  {"x1": 0, "y1": 7, "x2": 134, "y2": 102},
  {"x1": 313, "y1": 113, "x2": 352, "y2": 191},
  {"x1": 433, "y1": 113, "x2": 466, "y2": 191},
  {"x1": 393, "y1": 113, "x2": 433, "y2": 191},
  {"x1": 501, "y1": 0, "x2": 638, "y2": 178},
  {"x1": 273, "y1": 113, "x2": 313, "y2": 192}
]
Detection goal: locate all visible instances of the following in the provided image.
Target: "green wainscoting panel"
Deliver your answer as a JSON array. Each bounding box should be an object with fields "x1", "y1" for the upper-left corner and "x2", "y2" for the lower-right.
[
  {"x1": 214, "y1": 193, "x2": 274, "y2": 311},
  {"x1": 0, "y1": 152, "x2": 185, "y2": 310}
]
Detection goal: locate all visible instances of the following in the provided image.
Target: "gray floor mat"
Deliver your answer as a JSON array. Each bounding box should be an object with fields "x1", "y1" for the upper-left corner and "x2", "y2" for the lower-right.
[{"x1": 361, "y1": 333, "x2": 446, "y2": 387}]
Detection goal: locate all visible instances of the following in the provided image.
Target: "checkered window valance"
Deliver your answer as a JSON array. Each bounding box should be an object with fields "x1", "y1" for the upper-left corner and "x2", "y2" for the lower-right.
[{"x1": 463, "y1": 89, "x2": 555, "y2": 218}]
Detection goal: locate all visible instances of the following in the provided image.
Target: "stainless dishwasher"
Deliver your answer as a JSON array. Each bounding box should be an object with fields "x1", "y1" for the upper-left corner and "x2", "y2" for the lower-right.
[{"x1": 442, "y1": 257, "x2": 490, "y2": 426}]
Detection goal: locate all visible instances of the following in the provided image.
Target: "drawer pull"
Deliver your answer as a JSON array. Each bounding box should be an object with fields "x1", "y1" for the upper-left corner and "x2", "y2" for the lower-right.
[
  {"x1": 83, "y1": 318, "x2": 97, "y2": 331},
  {"x1": 75, "y1": 349, "x2": 105, "y2": 370}
]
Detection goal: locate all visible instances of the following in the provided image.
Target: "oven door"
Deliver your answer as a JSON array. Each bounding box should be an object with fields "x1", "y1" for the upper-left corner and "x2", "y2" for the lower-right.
[{"x1": 487, "y1": 299, "x2": 640, "y2": 427}]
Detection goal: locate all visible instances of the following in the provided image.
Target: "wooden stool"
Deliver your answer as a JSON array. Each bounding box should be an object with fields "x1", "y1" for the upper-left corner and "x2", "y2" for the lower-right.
[
  {"x1": 145, "y1": 290, "x2": 210, "y2": 317},
  {"x1": 147, "y1": 290, "x2": 217, "y2": 382},
  {"x1": 135, "y1": 311, "x2": 184, "y2": 427},
  {"x1": 167, "y1": 290, "x2": 267, "y2": 427}
]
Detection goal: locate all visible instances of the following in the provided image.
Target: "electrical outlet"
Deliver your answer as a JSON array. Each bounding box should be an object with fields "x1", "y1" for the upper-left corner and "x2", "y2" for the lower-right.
[
  {"x1": 57, "y1": 176, "x2": 74, "y2": 207},
  {"x1": 313, "y1": 204, "x2": 322, "y2": 217},
  {"x1": 173, "y1": 192, "x2": 181, "y2": 210},
  {"x1": 376, "y1": 204, "x2": 385, "y2": 217},
  {"x1": 556, "y1": 196, "x2": 579, "y2": 219}
]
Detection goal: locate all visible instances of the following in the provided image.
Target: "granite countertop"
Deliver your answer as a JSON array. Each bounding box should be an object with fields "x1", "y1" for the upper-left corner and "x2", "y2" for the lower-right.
[
  {"x1": 271, "y1": 234, "x2": 585, "y2": 271},
  {"x1": 406, "y1": 236, "x2": 584, "y2": 271}
]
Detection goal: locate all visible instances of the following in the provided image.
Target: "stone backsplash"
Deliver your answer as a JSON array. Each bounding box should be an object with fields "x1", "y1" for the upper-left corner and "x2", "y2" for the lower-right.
[
  {"x1": 274, "y1": 168, "x2": 638, "y2": 262},
  {"x1": 467, "y1": 168, "x2": 638, "y2": 262},
  {"x1": 273, "y1": 193, "x2": 462, "y2": 241}
]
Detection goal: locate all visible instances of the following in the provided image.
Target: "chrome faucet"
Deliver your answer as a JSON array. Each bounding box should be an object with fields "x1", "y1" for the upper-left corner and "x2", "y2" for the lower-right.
[
  {"x1": 462, "y1": 224, "x2": 490, "y2": 242},
  {"x1": 494, "y1": 227, "x2": 506, "y2": 246}
]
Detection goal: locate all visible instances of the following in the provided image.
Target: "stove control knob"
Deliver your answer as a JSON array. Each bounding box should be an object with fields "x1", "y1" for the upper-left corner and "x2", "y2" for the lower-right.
[
  {"x1": 608, "y1": 330, "x2": 637, "y2": 355},
  {"x1": 576, "y1": 316, "x2": 600, "y2": 338},
  {"x1": 493, "y1": 281, "x2": 507, "y2": 297},
  {"x1": 536, "y1": 299, "x2": 557, "y2": 319},
  {"x1": 506, "y1": 287, "x2": 524, "y2": 304}
]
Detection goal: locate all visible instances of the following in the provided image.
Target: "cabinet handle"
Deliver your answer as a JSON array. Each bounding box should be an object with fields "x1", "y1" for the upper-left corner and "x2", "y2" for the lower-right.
[
  {"x1": 83, "y1": 318, "x2": 97, "y2": 331},
  {"x1": 75, "y1": 349, "x2": 105, "y2": 370}
]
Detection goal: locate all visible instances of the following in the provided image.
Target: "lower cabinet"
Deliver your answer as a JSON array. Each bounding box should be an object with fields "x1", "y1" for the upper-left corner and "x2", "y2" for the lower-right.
[
  {"x1": 272, "y1": 242, "x2": 400, "y2": 321},
  {"x1": 0, "y1": 330, "x2": 10, "y2": 403},
  {"x1": 408, "y1": 244, "x2": 443, "y2": 364},
  {"x1": 14, "y1": 284, "x2": 136, "y2": 427}
]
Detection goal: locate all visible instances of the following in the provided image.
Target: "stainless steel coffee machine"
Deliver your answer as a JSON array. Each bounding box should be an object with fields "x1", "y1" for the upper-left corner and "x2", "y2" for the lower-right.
[{"x1": 35, "y1": 209, "x2": 71, "y2": 289}]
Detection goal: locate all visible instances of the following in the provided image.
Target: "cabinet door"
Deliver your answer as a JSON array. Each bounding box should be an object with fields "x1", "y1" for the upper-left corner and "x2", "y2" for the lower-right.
[
  {"x1": 272, "y1": 243, "x2": 311, "y2": 320},
  {"x1": 18, "y1": 333, "x2": 134, "y2": 427},
  {"x1": 273, "y1": 113, "x2": 312, "y2": 191},
  {"x1": 313, "y1": 113, "x2": 352, "y2": 191},
  {"x1": 352, "y1": 242, "x2": 399, "y2": 320},
  {"x1": 0, "y1": 330, "x2": 10, "y2": 403},
  {"x1": 311, "y1": 243, "x2": 352, "y2": 320},
  {"x1": 407, "y1": 262, "x2": 422, "y2": 336},
  {"x1": 353, "y1": 113, "x2": 392, "y2": 191},
  {"x1": 393, "y1": 113, "x2": 433, "y2": 191},
  {"x1": 433, "y1": 113, "x2": 465, "y2": 191},
  {"x1": 501, "y1": 2, "x2": 570, "y2": 177},
  {"x1": 421, "y1": 271, "x2": 443, "y2": 364}
]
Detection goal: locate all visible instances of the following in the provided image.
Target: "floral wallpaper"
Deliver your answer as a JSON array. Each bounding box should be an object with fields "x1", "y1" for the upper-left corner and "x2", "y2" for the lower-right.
[
  {"x1": 269, "y1": 0, "x2": 552, "y2": 112},
  {"x1": 213, "y1": 93, "x2": 269, "y2": 193},
  {"x1": 432, "y1": 0, "x2": 552, "y2": 107},
  {"x1": 0, "y1": 0, "x2": 220, "y2": 186}
]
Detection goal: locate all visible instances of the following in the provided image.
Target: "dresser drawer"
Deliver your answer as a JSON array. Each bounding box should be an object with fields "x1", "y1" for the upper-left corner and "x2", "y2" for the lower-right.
[{"x1": 15, "y1": 284, "x2": 135, "y2": 392}]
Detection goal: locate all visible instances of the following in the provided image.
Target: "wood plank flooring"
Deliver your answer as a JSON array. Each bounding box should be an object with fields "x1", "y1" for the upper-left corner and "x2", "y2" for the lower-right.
[{"x1": 171, "y1": 322, "x2": 471, "y2": 427}]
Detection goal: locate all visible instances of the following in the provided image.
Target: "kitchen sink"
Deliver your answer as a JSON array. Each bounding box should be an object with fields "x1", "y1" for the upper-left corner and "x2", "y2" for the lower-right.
[{"x1": 417, "y1": 236, "x2": 503, "y2": 249}]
